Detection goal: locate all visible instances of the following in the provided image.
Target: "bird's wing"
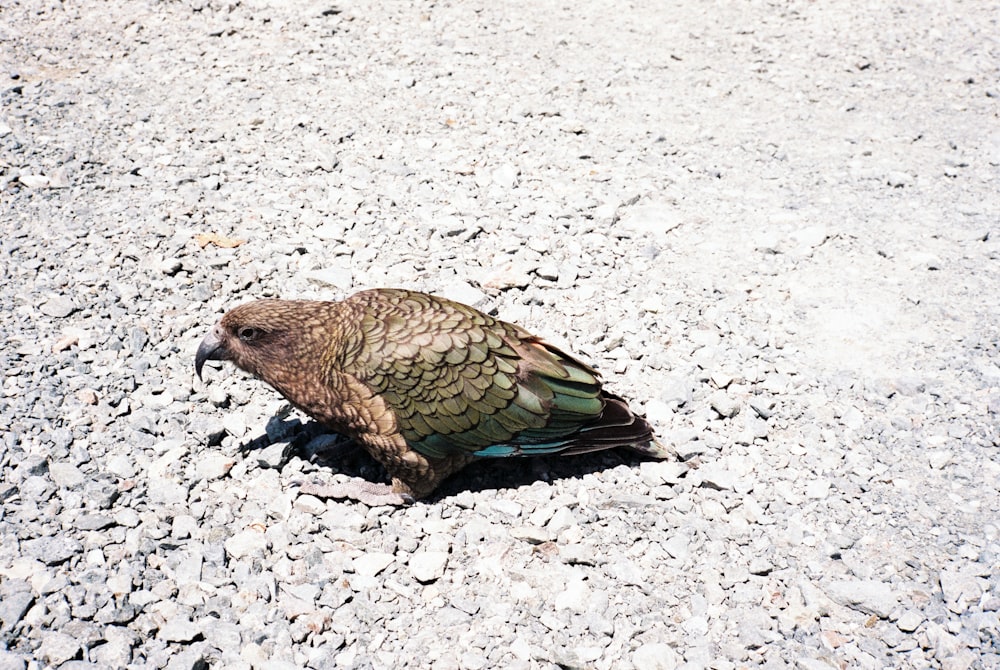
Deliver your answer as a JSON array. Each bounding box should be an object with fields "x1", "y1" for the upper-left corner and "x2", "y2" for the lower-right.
[{"x1": 345, "y1": 290, "x2": 607, "y2": 459}]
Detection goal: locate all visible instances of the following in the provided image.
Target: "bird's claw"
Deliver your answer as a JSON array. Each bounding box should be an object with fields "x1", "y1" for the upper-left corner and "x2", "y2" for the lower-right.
[{"x1": 298, "y1": 480, "x2": 413, "y2": 507}]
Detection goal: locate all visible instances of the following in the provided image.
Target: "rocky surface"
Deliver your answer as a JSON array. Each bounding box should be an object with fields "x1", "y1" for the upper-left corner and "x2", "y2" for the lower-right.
[{"x1": 1, "y1": 0, "x2": 998, "y2": 668}]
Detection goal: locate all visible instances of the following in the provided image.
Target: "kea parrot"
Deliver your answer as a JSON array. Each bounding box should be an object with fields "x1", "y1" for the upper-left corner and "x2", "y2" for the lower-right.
[{"x1": 196, "y1": 288, "x2": 669, "y2": 504}]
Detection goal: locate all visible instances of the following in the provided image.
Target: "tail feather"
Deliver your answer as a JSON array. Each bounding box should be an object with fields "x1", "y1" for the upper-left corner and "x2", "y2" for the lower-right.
[
  {"x1": 558, "y1": 392, "x2": 659, "y2": 455},
  {"x1": 471, "y1": 391, "x2": 666, "y2": 459}
]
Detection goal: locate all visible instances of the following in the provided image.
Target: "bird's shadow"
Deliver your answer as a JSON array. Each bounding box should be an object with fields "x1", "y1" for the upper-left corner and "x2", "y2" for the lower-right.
[{"x1": 239, "y1": 415, "x2": 660, "y2": 503}]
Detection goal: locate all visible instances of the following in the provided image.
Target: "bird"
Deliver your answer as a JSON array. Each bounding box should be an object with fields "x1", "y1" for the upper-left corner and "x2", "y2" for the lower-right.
[{"x1": 195, "y1": 288, "x2": 669, "y2": 504}]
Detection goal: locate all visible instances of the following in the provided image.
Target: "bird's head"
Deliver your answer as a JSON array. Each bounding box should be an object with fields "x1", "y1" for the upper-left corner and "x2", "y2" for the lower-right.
[{"x1": 195, "y1": 300, "x2": 320, "y2": 381}]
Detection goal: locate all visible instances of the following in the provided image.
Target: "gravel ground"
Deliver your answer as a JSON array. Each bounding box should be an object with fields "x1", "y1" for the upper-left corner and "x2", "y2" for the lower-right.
[{"x1": 2, "y1": 0, "x2": 999, "y2": 668}]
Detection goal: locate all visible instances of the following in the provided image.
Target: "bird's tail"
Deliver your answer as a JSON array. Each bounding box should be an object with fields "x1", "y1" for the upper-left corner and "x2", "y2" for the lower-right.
[
  {"x1": 472, "y1": 336, "x2": 672, "y2": 460},
  {"x1": 559, "y1": 392, "x2": 670, "y2": 458}
]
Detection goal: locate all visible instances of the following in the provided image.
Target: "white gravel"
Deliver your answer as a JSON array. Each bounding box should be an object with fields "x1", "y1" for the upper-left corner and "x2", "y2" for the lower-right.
[{"x1": 1, "y1": 1, "x2": 999, "y2": 669}]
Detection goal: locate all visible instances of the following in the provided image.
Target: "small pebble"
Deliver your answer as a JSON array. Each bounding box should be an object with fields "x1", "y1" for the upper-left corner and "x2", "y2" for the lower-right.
[
  {"x1": 896, "y1": 609, "x2": 924, "y2": 632},
  {"x1": 352, "y1": 552, "x2": 395, "y2": 577},
  {"x1": 409, "y1": 552, "x2": 449, "y2": 583},
  {"x1": 709, "y1": 391, "x2": 741, "y2": 418},
  {"x1": 39, "y1": 296, "x2": 77, "y2": 318}
]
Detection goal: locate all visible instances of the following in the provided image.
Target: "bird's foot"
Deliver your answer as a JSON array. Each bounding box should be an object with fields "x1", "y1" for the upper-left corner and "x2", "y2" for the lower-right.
[{"x1": 299, "y1": 479, "x2": 414, "y2": 507}]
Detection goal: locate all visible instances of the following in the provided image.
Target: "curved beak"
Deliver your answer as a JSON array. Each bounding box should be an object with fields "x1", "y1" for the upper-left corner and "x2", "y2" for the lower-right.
[{"x1": 195, "y1": 327, "x2": 227, "y2": 380}]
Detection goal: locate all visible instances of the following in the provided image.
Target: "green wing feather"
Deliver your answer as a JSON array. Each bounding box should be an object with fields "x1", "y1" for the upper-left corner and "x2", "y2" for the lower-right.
[{"x1": 346, "y1": 289, "x2": 648, "y2": 459}]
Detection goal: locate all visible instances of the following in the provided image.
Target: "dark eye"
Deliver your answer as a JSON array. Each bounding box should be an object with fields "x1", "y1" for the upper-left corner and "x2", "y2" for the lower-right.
[{"x1": 238, "y1": 327, "x2": 259, "y2": 342}]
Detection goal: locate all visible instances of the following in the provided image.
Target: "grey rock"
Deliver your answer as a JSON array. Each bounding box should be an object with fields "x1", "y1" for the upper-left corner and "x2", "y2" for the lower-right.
[
  {"x1": 105, "y1": 454, "x2": 136, "y2": 479},
  {"x1": 323, "y1": 506, "x2": 367, "y2": 533},
  {"x1": 159, "y1": 258, "x2": 184, "y2": 275},
  {"x1": 146, "y1": 477, "x2": 189, "y2": 505},
  {"x1": 737, "y1": 607, "x2": 776, "y2": 648},
  {"x1": 224, "y1": 528, "x2": 268, "y2": 559},
  {"x1": 661, "y1": 535, "x2": 690, "y2": 562},
  {"x1": 186, "y1": 415, "x2": 227, "y2": 445},
  {"x1": 17, "y1": 456, "x2": 50, "y2": 478},
  {"x1": 826, "y1": 580, "x2": 897, "y2": 618},
  {"x1": 927, "y1": 450, "x2": 952, "y2": 469},
  {"x1": 0, "y1": 650, "x2": 26, "y2": 670},
  {"x1": 896, "y1": 609, "x2": 923, "y2": 632},
  {"x1": 908, "y1": 251, "x2": 942, "y2": 270},
  {"x1": 293, "y1": 493, "x2": 327, "y2": 516},
  {"x1": 509, "y1": 526, "x2": 550, "y2": 544},
  {"x1": 441, "y1": 280, "x2": 487, "y2": 308},
  {"x1": 174, "y1": 550, "x2": 203, "y2": 583},
  {"x1": 448, "y1": 597, "x2": 480, "y2": 616},
  {"x1": 20, "y1": 475, "x2": 55, "y2": 502},
  {"x1": 301, "y1": 432, "x2": 344, "y2": 457},
  {"x1": 19, "y1": 174, "x2": 51, "y2": 188},
  {"x1": 491, "y1": 163, "x2": 518, "y2": 188},
  {"x1": 606, "y1": 559, "x2": 646, "y2": 587},
  {"x1": 939, "y1": 568, "x2": 983, "y2": 613},
  {"x1": 796, "y1": 659, "x2": 832, "y2": 670},
  {"x1": 698, "y1": 465, "x2": 737, "y2": 491},
  {"x1": 49, "y1": 462, "x2": 86, "y2": 488},
  {"x1": 632, "y1": 642, "x2": 680, "y2": 670},
  {"x1": 924, "y1": 621, "x2": 961, "y2": 660},
  {"x1": 559, "y1": 544, "x2": 604, "y2": 566},
  {"x1": 113, "y1": 508, "x2": 141, "y2": 528},
  {"x1": 409, "y1": 552, "x2": 449, "y2": 583},
  {"x1": 207, "y1": 386, "x2": 229, "y2": 407},
  {"x1": 804, "y1": 479, "x2": 831, "y2": 499},
  {"x1": 164, "y1": 647, "x2": 210, "y2": 670},
  {"x1": 672, "y1": 436, "x2": 710, "y2": 461},
  {"x1": 283, "y1": 583, "x2": 320, "y2": 604},
  {"x1": 305, "y1": 267, "x2": 353, "y2": 291},
  {"x1": 158, "y1": 617, "x2": 202, "y2": 642},
  {"x1": 0, "y1": 591, "x2": 33, "y2": 632},
  {"x1": 748, "y1": 397, "x2": 773, "y2": 419},
  {"x1": 748, "y1": 557, "x2": 774, "y2": 576},
  {"x1": 841, "y1": 405, "x2": 864, "y2": 430},
  {"x1": 76, "y1": 514, "x2": 116, "y2": 531},
  {"x1": 460, "y1": 651, "x2": 488, "y2": 670},
  {"x1": 481, "y1": 262, "x2": 533, "y2": 291},
  {"x1": 37, "y1": 631, "x2": 82, "y2": 666},
  {"x1": 196, "y1": 453, "x2": 235, "y2": 480},
  {"x1": 40, "y1": 296, "x2": 78, "y2": 318},
  {"x1": 25, "y1": 535, "x2": 83, "y2": 565},
  {"x1": 63, "y1": 619, "x2": 104, "y2": 649},
  {"x1": 553, "y1": 574, "x2": 590, "y2": 612},
  {"x1": 491, "y1": 499, "x2": 522, "y2": 518},
  {"x1": 535, "y1": 263, "x2": 560, "y2": 281},
  {"x1": 709, "y1": 391, "x2": 740, "y2": 418},
  {"x1": 736, "y1": 414, "x2": 770, "y2": 444},
  {"x1": 788, "y1": 225, "x2": 828, "y2": 252},
  {"x1": 886, "y1": 171, "x2": 913, "y2": 187},
  {"x1": 617, "y1": 201, "x2": 684, "y2": 239},
  {"x1": 258, "y1": 660, "x2": 296, "y2": 670},
  {"x1": 221, "y1": 412, "x2": 249, "y2": 441},
  {"x1": 352, "y1": 552, "x2": 395, "y2": 577},
  {"x1": 256, "y1": 442, "x2": 290, "y2": 469},
  {"x1": 546, "y1": 507, "x2": 576, "y2": 534}
]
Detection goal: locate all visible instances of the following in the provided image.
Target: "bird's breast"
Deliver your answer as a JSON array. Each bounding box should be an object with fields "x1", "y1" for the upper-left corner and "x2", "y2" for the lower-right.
[{"x1": 273, "y1": 370, "x2": 399, "y2": 440}]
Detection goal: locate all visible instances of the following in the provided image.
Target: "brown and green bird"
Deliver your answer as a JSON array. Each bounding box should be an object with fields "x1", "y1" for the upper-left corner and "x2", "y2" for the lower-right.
[{"x1": 195, "y1": 288, "x2": 668, "y2": 504}]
